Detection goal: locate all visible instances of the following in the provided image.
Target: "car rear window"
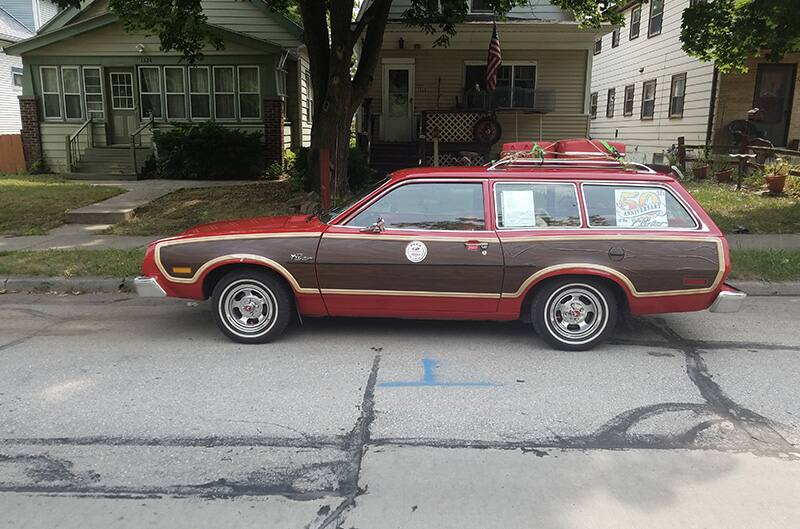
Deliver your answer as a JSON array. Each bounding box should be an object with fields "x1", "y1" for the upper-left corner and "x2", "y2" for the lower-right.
[
  {"x1": 348, "y1": 182, "x2": 486, "y2": 231},
  {"x1": 495, "y1": 183, "x2": 581, "y2": 228},
  {"x1": 583, "y1": 184, "x2": 698, "y2": 229}
]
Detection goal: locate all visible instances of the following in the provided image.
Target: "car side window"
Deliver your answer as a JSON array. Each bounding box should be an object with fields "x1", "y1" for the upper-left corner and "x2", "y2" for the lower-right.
[
  {"x1": 583, "y1": 185, "x2": 698, "y2": 229},
  {"x1": 348, "y1": 182, "x2": 486, "y2": 231},
  {"x1": 495, "y1": 183, "x2": 581, "y2": 228}
]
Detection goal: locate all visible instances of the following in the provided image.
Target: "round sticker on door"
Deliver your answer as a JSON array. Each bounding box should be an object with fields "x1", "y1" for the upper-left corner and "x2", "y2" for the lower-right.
[{"x1": 405, "y1": 241, "x2": 428, "y2": 263}]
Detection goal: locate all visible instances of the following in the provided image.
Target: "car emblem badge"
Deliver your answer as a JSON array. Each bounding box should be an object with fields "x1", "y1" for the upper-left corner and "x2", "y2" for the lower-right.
[
  {"x1": 289, "y1": 253, "x2": 314, "y2": 263},
  {"x1": 405, "y1": 241, "x2": 428, "y2": 263}
]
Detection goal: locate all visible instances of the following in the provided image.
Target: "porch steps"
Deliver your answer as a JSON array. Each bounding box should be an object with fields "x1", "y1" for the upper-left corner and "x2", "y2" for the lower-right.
[
  {"x1": 369, "y1": 142, "x2": 420, "y2": 175},
  {"x1": 69, "y1": 147, "x2": 151, "y2": 180}
]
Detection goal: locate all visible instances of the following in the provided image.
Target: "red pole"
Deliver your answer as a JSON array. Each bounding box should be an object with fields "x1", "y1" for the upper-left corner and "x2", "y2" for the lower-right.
[{"x1": 320, "y1": 148, "x2": 331, "y2": 209}]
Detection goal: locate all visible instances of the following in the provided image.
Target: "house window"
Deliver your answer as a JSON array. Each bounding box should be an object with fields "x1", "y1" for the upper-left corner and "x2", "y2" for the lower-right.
[
  {"x1": 612, "y1": 28, "x2": 620, "y2": 48},
  {"x1": 623, "y1": 84, "x2": 635, "y2": 116},
  {"x1": 470, "y1": 0, "x2": 493, "y2": 13},
  {"x1": 648, "y1": 0, "x2": 664, "y2": 37},
  {"x1": 593, "y1": 37, "x2": 602, "y2": 55},
  {"x1": 61, "y1": 66, "x2": 82, "y2": 120},
  {"x1": 82, "y1": 67, "x2": 104, "y2": 120},
  {"x1": 40, "y1": 66, "x2": 61, "y2": 119},
  {"x1": 606, "y1": 88, "x2": 615, "y2": 118},
  {"x1": 641, "y1": 79, "x2": 657, "y2": 119},
  {"x1": 164, "y1": 66, "x2": 187, "y2": 120},
  {"x1": 238, "y1": 66, "x2": 261, "y2": 119},
  {"x1": 630, "y1": 6, "x2": 641, "y2": 40},
  {"x1": 139, "y1": 66, "x2": 162, "y2": 119},
  {"x1": 11, "y1": 67, "x2": 23, "y2": 89},
  {"x1": 110, "y1": 72, "x2": 134, "y2": 110},
  {"x1": 464, "y1": 64, "x2": 536, "y2": 109},
  {"x1": 669, "y1": 73, "x2": 687, "y2": 118},
  {"x1": 304, "y1": 68, "x2": 314, "y2": 122},
  {"x1": 189, "y1": 67, "x2": 210, "y2": 119},
  {"x1": 689, "y1": 0, "x2": 706, "y2": 5},
  {"x1": 213, "y1": 66, "x2": 235, "y2": 120},
  {"x1": 590, "y1": 92, "x2": 598, "y2": 119}
]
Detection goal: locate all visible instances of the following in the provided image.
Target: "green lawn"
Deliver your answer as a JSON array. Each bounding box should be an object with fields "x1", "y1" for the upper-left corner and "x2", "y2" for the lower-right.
[
  {"x1": 729, "y1": 249, "x2": 800, "y2": 282},
  {"x1": 683, "y1": 181, "x2": 800, "y2": 234},
  {"x1": 107, "y1": 181, "x2": 301, "y2": 236},
  {"x1": 0, "y1": 248, "x2": 145, "y2": 278},
  {"x1": 0, "y1": 175, "x2": 125, "y2": 236}
]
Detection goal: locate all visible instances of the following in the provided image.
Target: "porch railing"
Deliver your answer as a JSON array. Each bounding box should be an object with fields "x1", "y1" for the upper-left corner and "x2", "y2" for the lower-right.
[
  {"x1": 65, "y1": 117, "x2": 93, "y2": 171},
  {"x1": 130, "y1": 114, "x2": 156, "y2": 177}
]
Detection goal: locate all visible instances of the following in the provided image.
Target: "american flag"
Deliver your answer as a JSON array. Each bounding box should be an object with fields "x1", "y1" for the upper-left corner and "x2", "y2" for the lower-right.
[{"x1": 486, "y1": 22, "x2": 502, "y2": 91}]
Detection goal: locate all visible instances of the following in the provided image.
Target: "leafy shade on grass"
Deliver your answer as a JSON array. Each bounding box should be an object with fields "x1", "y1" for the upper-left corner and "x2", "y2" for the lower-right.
[
  {"x1": 683, "y1": 181, "x2": 800, "y2": 234},
  {"x1": 0, "y1": 249, "x2": 145, "y2": 278},
  {"x1": 729, "y1": 249, "x2": 800, "y2": 282},
  {"x1": 107, "y1": 181, "x2": 301, "y2": 236},
  {"x1": 0, "y1": 175, "x2": 124, "y2": 235}
]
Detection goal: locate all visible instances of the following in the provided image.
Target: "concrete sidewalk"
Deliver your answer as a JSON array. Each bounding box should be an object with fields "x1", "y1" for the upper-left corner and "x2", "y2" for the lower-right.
[
  {"x1": 63, "y1": 179, "x2": 254, "y2": 224},
  {"x1": 726, "y1": 233, "x2": 800, "y2": 250}
]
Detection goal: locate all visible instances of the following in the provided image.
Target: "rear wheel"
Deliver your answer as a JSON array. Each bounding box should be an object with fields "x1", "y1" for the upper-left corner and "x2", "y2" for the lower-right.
[
  {"x1": 211, "y1": 269, "x2": 292, "y2": 344},
  {"x1": 531, "y1": 278, "x2": 618, "y2": 351}
]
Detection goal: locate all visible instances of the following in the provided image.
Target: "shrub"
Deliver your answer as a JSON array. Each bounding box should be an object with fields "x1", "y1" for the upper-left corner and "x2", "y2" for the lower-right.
[
  {"x1": 153, "y1": 122, "x2": 264, "y2": 180},
  {"x1": 264, "y1": 162, "x2": 284, "y2": 181},
  {"x1": 286, "y1": 146, "x2": 374, "y2": 193}
]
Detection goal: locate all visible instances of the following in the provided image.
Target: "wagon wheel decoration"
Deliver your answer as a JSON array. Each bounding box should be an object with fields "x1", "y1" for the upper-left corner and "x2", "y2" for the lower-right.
[{"x1": 473, "y1": 116, "x2": 502, "y2": 145}]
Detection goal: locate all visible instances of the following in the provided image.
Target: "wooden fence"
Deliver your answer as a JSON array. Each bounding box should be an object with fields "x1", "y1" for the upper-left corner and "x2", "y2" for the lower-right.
[{"x1": 0, "y1": 134, "x2": 25, "y2": 173}]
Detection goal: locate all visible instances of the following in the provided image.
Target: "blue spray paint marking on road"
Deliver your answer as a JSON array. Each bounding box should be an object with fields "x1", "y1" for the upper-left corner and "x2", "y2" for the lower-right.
[{"x1": 379, "y1": 358, "x2": 498, "y2": 388}]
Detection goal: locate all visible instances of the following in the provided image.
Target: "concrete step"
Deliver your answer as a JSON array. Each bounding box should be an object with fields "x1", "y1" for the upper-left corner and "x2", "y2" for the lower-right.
[{"x1": 63, "y1": 172, "x2": 139, "y2": 181}]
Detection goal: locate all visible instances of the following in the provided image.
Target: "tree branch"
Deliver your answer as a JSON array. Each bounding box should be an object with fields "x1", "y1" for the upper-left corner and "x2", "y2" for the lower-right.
[{"x1": 350, "y1": 0, "x2": 392, "y2": 116}]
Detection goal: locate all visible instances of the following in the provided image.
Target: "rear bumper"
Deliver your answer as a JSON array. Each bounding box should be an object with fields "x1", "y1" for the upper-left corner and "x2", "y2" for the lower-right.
[
  {"x1": 134, "y1": 276, "x2": 166, "y2": 297},
  {"x1": 709, "y1": 284, "x2": 746, "y2": 313}
]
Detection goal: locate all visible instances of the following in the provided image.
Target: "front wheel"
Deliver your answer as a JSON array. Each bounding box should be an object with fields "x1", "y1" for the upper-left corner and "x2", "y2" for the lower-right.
[
  {"x1": 211, "y1": 269, "x2": 292, "y2": 344},
  {"x1": 531, "y1": 278, "x2": 618, "y2": 351}
]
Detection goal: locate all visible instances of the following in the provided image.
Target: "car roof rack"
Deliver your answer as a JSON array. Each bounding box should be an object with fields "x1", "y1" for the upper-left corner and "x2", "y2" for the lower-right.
[{"x1": 486, "y1": 155, "x2": 658, "y2": 174}]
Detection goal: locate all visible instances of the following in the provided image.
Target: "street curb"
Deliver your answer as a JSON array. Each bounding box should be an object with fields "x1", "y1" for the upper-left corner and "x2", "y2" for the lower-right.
[
  {"x1": 1, "y1": 276, "x2": 800, "y2": 297},
  {"x1": 727, "y1": 280, "x2": 800, "y2": 297},
  {"x1": 1, "y1": 276, "x2": 134, "y2": 294}
]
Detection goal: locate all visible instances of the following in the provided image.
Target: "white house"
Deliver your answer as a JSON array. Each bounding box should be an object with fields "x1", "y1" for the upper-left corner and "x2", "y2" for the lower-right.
[
  {"x1": 589, "y1": 0, "x2": 716, "y2": 164},
  {"x1": 591, "y1": 0, "x2": 800, "y2": 164},
  {"x1": 0, "y1": 0, "x2": 59, "y2": 133}
]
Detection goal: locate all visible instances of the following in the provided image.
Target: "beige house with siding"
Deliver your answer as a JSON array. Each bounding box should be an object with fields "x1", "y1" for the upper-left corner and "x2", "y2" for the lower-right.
[
  {"x1": 356, "y1": 0, "x2": 606, "y2": 172},
  {"x1": 6, "y1": 0, "x2": 313, "y2": 176}
]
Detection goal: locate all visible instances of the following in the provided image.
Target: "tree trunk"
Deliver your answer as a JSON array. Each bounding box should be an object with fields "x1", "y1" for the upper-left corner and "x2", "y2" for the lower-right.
[{"x1": 309, "y1": 89, "x2": 355, "y2": 202}]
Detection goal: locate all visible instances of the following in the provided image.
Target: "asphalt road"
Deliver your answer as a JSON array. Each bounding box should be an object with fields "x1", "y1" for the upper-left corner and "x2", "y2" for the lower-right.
[{"x1": 1, "y1": 292, "x2": 798, "y2": 528}]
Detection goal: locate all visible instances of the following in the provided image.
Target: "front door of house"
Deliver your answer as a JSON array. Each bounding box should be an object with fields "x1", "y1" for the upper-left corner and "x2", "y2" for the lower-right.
[
  {"x1": 753, "y1": 63, "x2": 797, "y2": 147},
  {"x1": 381, "y1": 62, "x2": 415, "y2": 141},
  {"x1": 106, "y1": 67, "x2": 137, "y2": 145}
]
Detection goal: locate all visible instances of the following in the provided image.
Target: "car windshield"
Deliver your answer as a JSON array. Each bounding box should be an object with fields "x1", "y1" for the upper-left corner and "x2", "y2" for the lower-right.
[{"x1": 318, "y1": 177, "x2": 390, "y2": 224}]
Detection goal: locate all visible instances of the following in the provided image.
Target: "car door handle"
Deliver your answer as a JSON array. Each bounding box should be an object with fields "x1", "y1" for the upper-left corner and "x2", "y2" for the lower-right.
[{"x1": 464, "y1": 240, "x2": 489, "y2": 253}]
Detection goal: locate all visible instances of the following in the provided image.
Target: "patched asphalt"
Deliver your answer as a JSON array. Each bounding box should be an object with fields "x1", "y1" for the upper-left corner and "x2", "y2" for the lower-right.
[{"x1": 1, "y1": 293, "x2": 799, "y2": 528}]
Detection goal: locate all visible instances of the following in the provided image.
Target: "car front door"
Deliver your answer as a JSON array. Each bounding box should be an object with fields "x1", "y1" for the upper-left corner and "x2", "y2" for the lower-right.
[{"x1": 316, "y1": 180, "x2": 503, "y2": 317}]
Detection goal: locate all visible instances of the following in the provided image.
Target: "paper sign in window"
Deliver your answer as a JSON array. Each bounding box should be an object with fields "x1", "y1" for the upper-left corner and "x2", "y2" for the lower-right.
[
  {"x1": 614, "y1": 188, "x2": 668, "y2": 228},
  {"x1": 502, "y1": 189, "x2": 536, "y2": 227}
]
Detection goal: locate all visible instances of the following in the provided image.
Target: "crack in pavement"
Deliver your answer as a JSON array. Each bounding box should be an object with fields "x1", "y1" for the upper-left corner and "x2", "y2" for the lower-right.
[{"x1": 315, "y1": 354, "x2": 381, "y2": 529}]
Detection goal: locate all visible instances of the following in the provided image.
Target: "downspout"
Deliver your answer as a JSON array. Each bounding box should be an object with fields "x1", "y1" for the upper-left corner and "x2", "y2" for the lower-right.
[{"x1": 705, "y1": 66, "x2": 719, "y2": 145}]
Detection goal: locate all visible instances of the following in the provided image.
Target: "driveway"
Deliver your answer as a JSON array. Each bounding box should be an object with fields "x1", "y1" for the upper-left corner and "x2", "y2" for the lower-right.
[{"x1": 0, "y1": 293, "x2": 798, "y2": 528}]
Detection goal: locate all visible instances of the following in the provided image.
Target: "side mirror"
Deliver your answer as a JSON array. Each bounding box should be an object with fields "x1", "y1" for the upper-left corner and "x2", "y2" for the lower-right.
[{"x1": 360, "y1": 216, "x2": 385, "y2": 233}]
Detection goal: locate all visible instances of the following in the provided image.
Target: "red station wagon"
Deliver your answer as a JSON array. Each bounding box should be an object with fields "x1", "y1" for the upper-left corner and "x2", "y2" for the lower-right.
[{"x1": 135, "y1": 140, "x2": 745, "y2": 350}]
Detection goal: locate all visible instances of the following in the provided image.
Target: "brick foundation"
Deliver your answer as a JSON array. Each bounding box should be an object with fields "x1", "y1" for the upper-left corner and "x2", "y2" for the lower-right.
[
  {"x1": 19, "y1": 96, "x2": 43, "y2": 170},
  {"x1": 263, "y1": 98, "x2": 284, "y2": 166}
]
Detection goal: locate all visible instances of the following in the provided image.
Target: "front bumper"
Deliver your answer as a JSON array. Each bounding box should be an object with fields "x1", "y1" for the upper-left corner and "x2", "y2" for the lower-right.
[
  {"x1": 709, "y1": 284, "x2": 746, "y2": 313},
  {"x1": 134, "y1": 276, "x2": 166, "y2": 297}
]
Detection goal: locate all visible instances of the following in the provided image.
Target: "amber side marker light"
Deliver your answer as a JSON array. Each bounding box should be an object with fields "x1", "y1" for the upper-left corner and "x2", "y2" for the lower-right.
[
  {"x1": 172, "y1": 266, "x2": 193, "y2": 274},
  {"x1": 682, "y1": 277, "x2": 708, "y2": 287}
]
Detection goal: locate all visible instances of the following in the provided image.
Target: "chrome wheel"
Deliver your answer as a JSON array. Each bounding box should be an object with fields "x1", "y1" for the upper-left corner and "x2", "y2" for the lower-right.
[
  {"x1": 545, "y1": 284, "x2": 608, "y2": 345},
  {"x1": 219, "y1": 280, "x2": 278, "y2": 337}
]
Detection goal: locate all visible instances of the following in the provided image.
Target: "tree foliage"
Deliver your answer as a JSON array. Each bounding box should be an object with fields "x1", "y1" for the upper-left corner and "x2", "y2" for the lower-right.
[{"x1": 681, "y1": 0, "x2": 800, "y2": 73}]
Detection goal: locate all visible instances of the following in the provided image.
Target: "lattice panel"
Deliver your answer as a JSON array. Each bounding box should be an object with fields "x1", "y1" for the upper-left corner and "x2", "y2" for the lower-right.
[
  {"x1": 425, "y1": 153, "x2": 486, "y2": 166},
  {"x1": 425, "y1": 112, "x2": 485, "y2": 143}
]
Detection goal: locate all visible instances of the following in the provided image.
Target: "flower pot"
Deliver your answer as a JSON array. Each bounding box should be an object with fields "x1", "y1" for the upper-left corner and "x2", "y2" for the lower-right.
[
  {"x1": 715, "y1": 168, "x2": 734, "y2": 183},
  {"x1": 766, "y1": 174, "x2": 787, "y2": 194},
  {"x1": 693, "y1": 165, "x2": 709, "y2": 179}
]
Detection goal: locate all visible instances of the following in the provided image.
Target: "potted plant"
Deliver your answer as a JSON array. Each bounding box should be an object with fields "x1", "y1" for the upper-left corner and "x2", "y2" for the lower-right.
[
  {"x1": 691, "y1": 147, "x2": 711, "y2": 179},
  {"x1": 764, "y1": 158, "x2": 790, "y2": 194},
  {"x1": 714, "y1": 161, "x2": 734, "y2": 183}
]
